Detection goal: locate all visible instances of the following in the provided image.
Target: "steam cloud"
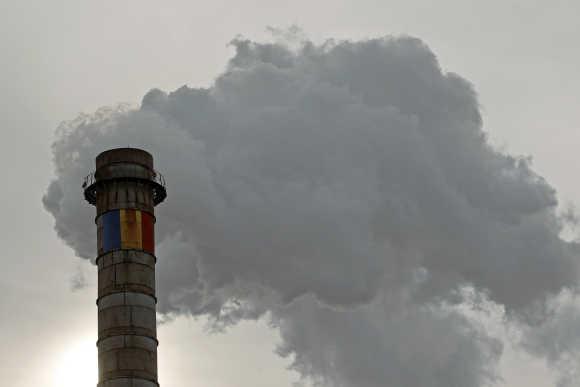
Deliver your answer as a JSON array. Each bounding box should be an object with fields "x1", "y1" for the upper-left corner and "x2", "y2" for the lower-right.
[{"x1": 44, "y1": 34, "x2": 580, "y2": 386}]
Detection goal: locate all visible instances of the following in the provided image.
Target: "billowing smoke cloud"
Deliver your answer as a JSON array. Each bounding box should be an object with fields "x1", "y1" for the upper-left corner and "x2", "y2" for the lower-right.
[
  {"x1": 522, "y1": 290, "x2": 580, "y2": 387},
  {"x1": 44, "y1": 33, "x2": 580, "y2": 386}
]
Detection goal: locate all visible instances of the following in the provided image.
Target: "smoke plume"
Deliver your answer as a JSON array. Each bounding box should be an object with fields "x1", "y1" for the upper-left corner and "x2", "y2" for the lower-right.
[{"x1": 44, "y1": 33, "x2": 580, "y2": 386}]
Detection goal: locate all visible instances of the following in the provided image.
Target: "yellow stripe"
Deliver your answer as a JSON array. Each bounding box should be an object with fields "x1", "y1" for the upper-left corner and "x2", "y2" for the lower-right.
[{"x1": 120, "y1": 209, "x2": 142, "y2": 250}]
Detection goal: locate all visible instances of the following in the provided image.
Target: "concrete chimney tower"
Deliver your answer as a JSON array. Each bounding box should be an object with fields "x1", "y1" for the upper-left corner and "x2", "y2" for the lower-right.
[{"x1": 83, "y1": 148, "x2": 167, "y2": 387}]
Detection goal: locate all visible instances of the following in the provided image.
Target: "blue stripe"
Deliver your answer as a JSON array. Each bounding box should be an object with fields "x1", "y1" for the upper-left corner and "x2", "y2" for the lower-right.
[{"x1": 102, "y1": 210, "x2": 121, "y2": 252}]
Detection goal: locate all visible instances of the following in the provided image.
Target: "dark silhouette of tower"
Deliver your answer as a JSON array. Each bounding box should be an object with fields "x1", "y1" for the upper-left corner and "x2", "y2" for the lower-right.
[{"x1": 83, "y1": 148, "x2": 167, "y2": 387}]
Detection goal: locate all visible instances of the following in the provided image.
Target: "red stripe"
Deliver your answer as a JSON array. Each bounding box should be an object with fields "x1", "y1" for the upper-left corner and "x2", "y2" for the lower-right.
[{"x1": 141, "y1": 212, "x2": 155, "y2": 254}]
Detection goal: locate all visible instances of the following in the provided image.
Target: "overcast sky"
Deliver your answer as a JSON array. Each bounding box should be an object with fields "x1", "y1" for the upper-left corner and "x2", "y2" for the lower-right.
[{"x1": 1, "y1": 1, "x2": 580, "y2": 386}]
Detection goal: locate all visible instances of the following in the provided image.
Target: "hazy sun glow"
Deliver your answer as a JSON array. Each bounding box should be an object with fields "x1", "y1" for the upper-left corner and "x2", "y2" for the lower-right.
[{"x1": 53, "y1": 339, "x2": 97, "y2": 387}]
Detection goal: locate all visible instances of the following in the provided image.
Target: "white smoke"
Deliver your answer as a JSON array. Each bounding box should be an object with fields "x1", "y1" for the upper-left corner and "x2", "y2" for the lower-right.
[
  {"x1": 522, "y1": 290, "x2": 580, "y2": 387},
  {"x1": 43, "y1": 33, "x2": 580, "y2": 386}
]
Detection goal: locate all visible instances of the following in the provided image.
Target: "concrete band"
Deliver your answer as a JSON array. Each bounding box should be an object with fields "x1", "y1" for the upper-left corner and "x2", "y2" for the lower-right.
[
  {"x1": 98, "y1": 335, "x2": 158, "y2": 351},
  {"x1": 97, "y1": 377, "x2": 159, "y2": 387},
  {"x1": 97, "y1": 292, "x2": 157, "y2": 340},
  {"x1": 99, "y1": 327, "x2": 157, "y2": 341},
  {"x1": 97, "y1": 250, "x2": 156, "y2": 269},
  {"x1": 98, "y1": 292, "x2": 156, "y2": 309},
  {"x1": 99, "y1": 285, "x2": 156, "y2": 300},
  {"x1": 98, "y1": 262, "x2": 155, "y2": 285},
  {"x1": 98, "y1": 274, "x2": 155, "y2": 299},
  {"x1": 98, "y1": 345, "x2": 157, "y2": 381},
  {"x1": 98, "y1": 305, "x2": 157, "y2": 338},
  {"x1": 100, "y1": 370, "x2": 158, "y2": 384},
  {"x1": 98, "y1": 250, "x2": 156, "y2": 300}
]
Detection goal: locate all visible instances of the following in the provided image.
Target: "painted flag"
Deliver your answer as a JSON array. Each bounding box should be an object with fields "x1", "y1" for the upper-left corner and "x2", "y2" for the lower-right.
[{"x1": 98, "y1": 209, "x2": 155, "y2": 255}]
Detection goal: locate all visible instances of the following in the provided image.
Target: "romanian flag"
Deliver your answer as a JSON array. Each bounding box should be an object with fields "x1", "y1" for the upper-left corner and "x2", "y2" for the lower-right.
[{"x1": 98, "y1": 209, "x2": 155, "y2": 255}]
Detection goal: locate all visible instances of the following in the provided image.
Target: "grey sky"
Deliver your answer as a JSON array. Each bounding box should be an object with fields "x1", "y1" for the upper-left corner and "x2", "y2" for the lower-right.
[{"x1": 1, "y1": 1, "x2": 579, "y2": 386}]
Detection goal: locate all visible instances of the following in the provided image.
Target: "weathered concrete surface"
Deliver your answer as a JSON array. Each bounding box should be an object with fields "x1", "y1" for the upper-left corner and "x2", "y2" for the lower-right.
[{"x1": 85, "y1": 148, "x2": 165, "y2": 387}]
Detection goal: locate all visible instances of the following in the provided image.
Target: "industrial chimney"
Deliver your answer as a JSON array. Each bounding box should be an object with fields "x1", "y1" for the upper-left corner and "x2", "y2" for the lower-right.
[{"x1": 83, "y1": 148, "x2": 167, "y2": 387}]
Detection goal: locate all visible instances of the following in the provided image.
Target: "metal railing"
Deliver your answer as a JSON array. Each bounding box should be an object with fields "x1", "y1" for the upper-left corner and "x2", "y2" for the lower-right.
[
  {"x1": 82, "y1": 170, "x2": 166, "y2": 189},
  {"x1": 82, "y1": 168, "x2": 167, "y2": 206}
]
